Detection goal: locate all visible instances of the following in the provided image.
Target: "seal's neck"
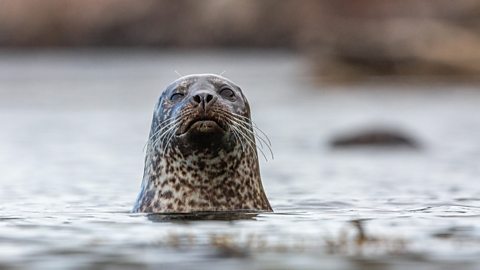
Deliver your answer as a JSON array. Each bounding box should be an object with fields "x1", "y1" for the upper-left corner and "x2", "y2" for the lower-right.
[{"x1": 133, "y1": 145, "x2": 272, "y2": 213}]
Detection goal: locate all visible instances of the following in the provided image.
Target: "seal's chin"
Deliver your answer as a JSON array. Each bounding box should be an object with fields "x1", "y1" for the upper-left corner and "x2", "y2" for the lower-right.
[{"x1": 176, "y1": 118, "x2": 231, "y2": 152}]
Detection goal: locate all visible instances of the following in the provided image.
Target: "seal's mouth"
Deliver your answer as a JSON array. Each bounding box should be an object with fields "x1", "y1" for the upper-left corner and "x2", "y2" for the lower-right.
[{"x1": 178, "y1": 117, "x2": 225, "y2": 135}]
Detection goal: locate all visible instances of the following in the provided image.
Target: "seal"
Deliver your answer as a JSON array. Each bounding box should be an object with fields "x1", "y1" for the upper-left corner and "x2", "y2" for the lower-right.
[{"x1": 133, "y1": 74, "x2": 272, "y2": 213}]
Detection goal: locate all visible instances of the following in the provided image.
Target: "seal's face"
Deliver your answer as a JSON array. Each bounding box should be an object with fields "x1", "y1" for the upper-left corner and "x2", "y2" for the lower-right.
[{"x1": 153, "y1": 74, "x2": 250, "y2": 154}]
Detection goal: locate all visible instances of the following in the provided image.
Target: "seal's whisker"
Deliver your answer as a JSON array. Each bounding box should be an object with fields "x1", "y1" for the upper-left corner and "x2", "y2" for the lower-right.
[
  {"x1": 147, "y1": 123, "x2": 178, "y2": 153},
  {"x1": 143, "y1": 115, "x2": 179, "y2": 151},
  {"x1": 157, "y1": 109, "x2": 197, "y2": 154},
  {"x1": 214, "y1": 109, "x2": 247, "y2": 152},
  {"x1": 228, "y1": 116, "x2": 274, "y2": 160},
  {"x1": 152, "y1": 120, "x2": 182, "y2": 152},
  {"x1": 229, "y1": 124, "x2": 259, "y2": 160},
  {"x1": 229, "y1": 121, "x2": 269, "y2": 162},
  {"x1": 216, "y1": 108, "x2": 272, "y2": 147},
  {"x1": 152, "y1": 120, "x2": 178, "y2": 139},
  {"x1": 158, "y1": 122, "x2": 179, "y2": 144},
  {"x1": 230, "y1": 127, "x2": 245, "y2": 152},
  {"x1": 162, "y1": 128, "x2": 177, "y2": 155},
  {"x1": 226, "y1": 111, "x2": 272, "y2": 147},
  {"x1": 159, "y1": 130, "x2": 176, "y2": 154},
  {"x1": 215, "y1": 109, "x2": 273, "y2": 160},
  {"x1": 229, "y1": 117, "x2": 274, "y2": 160},
  {"x1": 252, "y1": 125, "x2": 272, "y2": 147},
  {"x1": 227, "y1": 116, "x2": 265, "y2": 149},
  {"x1": 229, "y1": 112, "x2": 272, "y2": 147},
  {"x1": 230, "y1": 117, "x2": 266, "y2": 149},
  {"x1": 152, "y1": 119, "x2": 180, "y2": 141},
  {"x1": 216, "y1": 109, "x2": 274, "y2": 160},
  {"x1": 150, "y1": 109, "x2": 196, "y2": 149},
  {"x1": 148, "y1": 116, "x2": 179, "y2": 141}
]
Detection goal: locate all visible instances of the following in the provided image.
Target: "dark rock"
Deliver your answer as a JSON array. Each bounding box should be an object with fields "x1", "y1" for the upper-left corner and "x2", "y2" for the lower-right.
[{"x1": 330, "y1": 128, "x2": 420, "y2": 149}]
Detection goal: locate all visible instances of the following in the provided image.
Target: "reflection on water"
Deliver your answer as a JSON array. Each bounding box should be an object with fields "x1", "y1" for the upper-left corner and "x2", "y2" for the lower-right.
[
  {"x1": 147, "y1": 212, "x2": 261, "y2": 222},
  {"x1": 0, "y1": 50, "x2": 479, "y2": 270}
]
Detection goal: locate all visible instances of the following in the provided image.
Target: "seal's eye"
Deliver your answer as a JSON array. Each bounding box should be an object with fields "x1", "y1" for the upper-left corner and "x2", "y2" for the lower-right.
[
  {"x1": 170, "y1": 93, "x2": 184, "y2": 102},
  {"x1": 219, "y1": 88, "x2": 235, "y2": 100}
]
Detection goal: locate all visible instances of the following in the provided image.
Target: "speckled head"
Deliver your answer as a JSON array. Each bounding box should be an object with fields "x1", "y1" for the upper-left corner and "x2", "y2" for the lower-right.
[{"x1": 133, "y1": 74, "x2": 272, "y2": 213}]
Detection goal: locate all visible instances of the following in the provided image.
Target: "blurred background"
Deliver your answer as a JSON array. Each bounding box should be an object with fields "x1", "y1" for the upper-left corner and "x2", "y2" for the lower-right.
[
  {"x1": 2, "y1": 0, "x2": 480, "y2": 81},
  {"x1": 1, "y1": 1, "x2": 480, "y2": 270}
]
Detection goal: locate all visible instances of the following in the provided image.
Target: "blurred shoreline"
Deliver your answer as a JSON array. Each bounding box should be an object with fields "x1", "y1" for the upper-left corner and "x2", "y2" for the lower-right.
[
  {"x1": 2, "y1": 0, "x2": 480, "y2": 82},
  {"x1": 1, "y1": 48, "x2": 480, "y2": 87}
]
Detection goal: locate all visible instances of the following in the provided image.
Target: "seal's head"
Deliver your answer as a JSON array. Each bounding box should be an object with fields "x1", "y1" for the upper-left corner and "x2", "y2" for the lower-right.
[
  {"x1": 154, "y1": 74, "x2": 250, "y2": 155},
  {"x1": 133, "y1": 74, "x2": 272, "y2": 213}
]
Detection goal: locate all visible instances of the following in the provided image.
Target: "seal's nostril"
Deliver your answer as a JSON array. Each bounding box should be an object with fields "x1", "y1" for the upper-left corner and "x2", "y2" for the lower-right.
[
  {"x1": 205, "y1": 94, "x2": 213, "y2": 104},
  {"x1": 192, "y1": 95, "x2": 201, "y2": 104},
  {"x1": 192, "y1": 93, "x2": 214, "y2": 107}
]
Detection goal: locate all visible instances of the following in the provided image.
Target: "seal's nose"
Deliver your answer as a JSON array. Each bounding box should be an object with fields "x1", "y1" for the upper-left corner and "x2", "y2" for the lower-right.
[{"x1": 191, "y1": 92, "x2": 215, "y2": 110}]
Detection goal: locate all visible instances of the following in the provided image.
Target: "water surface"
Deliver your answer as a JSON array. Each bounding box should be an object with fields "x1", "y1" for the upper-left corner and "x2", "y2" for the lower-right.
[{"x1": 0, "y1": 50, "x2": 479, "y2": 269}]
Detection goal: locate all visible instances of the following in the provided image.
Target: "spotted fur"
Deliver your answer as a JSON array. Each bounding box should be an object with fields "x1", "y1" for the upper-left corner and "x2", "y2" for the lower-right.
[{"x1": 133, "y1": 74, "x2": 272, "y2": 213}]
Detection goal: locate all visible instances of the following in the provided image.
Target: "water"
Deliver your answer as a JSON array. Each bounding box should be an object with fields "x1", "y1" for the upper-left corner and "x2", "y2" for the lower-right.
[{"x1": 0, "y1": 50, "x2": 480, "y2": 269}]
